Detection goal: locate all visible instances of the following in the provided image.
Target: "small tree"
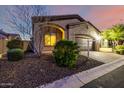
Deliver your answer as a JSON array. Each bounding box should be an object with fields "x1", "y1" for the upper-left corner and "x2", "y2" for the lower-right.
[
  {"x1": 6, "y1": 5, "x2": 48, "y2": 38},
  {"x1": 6, "y1": 6, "x2": 49, "y2": 56},
  {"x1": 101, "y1": 29, "x2": 112, "y2": 40}
]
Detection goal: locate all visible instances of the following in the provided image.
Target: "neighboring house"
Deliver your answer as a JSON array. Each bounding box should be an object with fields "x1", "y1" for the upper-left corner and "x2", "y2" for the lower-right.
[
  {"x1": 0, "y1": 29, "x2": 22, "y2": 57},
  {"x1": 32, "y1": 14, "x2": 101, "y2": 54},
  {"x1": 0, "y1": 31, "x2": 7, "y2": 57},
  {"x1": 0, "y1": 29, "x2": 21, "y2": 40},
  {"x1": 0, "y1": 29, "x2": 30, "y2": 55}
]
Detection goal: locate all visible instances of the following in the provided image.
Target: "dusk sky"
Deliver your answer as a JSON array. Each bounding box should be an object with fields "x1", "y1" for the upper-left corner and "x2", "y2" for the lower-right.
[{"x1": 0, "y1": 5, "x2": 124, "y2": 33}]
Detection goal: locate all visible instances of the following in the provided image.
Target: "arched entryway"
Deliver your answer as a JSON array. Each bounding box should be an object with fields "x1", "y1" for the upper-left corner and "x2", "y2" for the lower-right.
[
  {"x1": 38, "y1": 23, "x2": 65, "y2": 51},
  {"x1": 44, "y1": 27, "x2": 63, "y2": 46}
]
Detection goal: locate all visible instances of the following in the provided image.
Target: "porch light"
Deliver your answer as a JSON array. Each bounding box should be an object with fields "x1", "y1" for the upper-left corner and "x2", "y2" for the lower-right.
[
  {"x1": 5, "y1": 38, "x2": 8, "y2": 40},
  {"x1": 96, "y1": 34, "x2": 101, "y2": 40}
]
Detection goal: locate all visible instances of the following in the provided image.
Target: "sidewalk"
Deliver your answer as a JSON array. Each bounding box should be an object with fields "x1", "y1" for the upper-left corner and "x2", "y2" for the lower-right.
[{"x1": 38, "y1": 58, "x2": 124, "y2": 88}]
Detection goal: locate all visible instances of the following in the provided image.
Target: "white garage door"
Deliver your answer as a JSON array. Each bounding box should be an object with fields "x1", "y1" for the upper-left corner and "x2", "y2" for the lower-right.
[{"x1": 75, "y1": 38, "x2": 93, "y2": 51}]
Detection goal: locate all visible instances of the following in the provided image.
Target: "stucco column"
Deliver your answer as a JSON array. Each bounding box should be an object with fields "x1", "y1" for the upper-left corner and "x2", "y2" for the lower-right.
[{"x1": 95, "y1": 40, "x2": 101, "y2": 51}]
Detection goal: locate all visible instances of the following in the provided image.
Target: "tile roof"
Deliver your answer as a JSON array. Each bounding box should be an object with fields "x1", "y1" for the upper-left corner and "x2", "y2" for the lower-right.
[
  {"x1": 0, "y1": 29, "x2": 21, "y2": 39},
  {"x1": 0, "y1": 34, "x2": 6, "y2": 39},
  {"x1": 32, "y1": 14, "x2": 85, "y2": 23},
  {"x1": 0, "y1": 29, "x2": 20, "y2": 36}
]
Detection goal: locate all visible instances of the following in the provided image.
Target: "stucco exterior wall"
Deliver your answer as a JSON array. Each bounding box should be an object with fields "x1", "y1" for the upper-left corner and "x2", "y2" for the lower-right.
[
  {"x1": 0, "y1": 39, "x2": 30, "y2": 58},
  {"x1": 32, "y1": 19, "x2": 81, "y2": 54},
  {"x1": 49, "y1": 19, "x2": 80, "y2": 29},
  {"x1": 68, "y1": 22, "x2": 100, "y2": 40},
  {"x1": 68, "y1": 22, "x2": 89, "y2": 41},
  {"x1": 32, "y1": 16, "x2": 101, "y2": 52},
  {"x1": 33, "y1": 19, "x2": 80, "y2": 39},
  {"x1": 68, "y1": 22, "x2": 100, "y2": 51},
  {"x1": 22, "y1": 41, "x2": 30, "y2": 51},
  {"x1": 0, "y1": 39, "x2": 8, "y2": 55}
]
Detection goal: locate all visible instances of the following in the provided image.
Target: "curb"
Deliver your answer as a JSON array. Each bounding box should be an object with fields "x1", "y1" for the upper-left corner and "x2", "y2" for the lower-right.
[{"x1": 38, "y1": 58, "x2": 124, "y2": 88}]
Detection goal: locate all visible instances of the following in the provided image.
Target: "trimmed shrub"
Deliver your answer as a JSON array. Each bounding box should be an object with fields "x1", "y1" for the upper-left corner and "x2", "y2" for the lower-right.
[
  {"x1": 7, "y1": 48, "x2": 24, "y2": 61},
  {"x1": 53, "y1": 40, "x2": 79, "y2": 68},
  {"x1": 7, "y1": 39, "x2": 23, "y2": 49},
  {"x1": 115, "y1": 45, "x2": 124, "y2": 55}
]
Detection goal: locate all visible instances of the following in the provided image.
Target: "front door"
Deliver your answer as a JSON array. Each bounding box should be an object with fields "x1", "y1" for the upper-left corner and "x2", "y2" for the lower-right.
[
  {"x1": 43, "y1": 27, "x2": 63, "y2": 51},
  {"x1": 45, "y1": 33, "x2": 56, "y2": 46}
]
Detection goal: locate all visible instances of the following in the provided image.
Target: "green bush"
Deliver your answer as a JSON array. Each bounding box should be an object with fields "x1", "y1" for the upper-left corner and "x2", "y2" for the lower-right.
[
  {"x1": 115, "y1": 45, "x2": 124, "y2": 55},
  {"x1": 7, "y1": 39, "x2": 23, "y2": 49},
  {"x1": 53, "y1": 40, "x2": 79, "y2": 68},
  {"x1": 7, "y1": 48, "x2": 24, "y2": 61}
]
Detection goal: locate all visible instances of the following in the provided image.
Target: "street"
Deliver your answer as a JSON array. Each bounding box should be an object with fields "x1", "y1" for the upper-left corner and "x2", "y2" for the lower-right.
[{"x1": 82, "y1": 65, "x2": 124, "y2": 88}]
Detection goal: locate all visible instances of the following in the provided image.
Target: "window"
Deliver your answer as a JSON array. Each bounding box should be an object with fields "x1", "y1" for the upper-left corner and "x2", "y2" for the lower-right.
[{"x1": 45, "y1": 33, "x2": 56, "y2": 46}]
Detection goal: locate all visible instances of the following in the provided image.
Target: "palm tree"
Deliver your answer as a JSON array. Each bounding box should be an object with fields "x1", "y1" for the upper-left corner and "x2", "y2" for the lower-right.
[
  {"x1": 111, "y1": 24, "x2": 124, "y2": 45},
  {"x1": 102, "y1": 24, "x2": 124, "y2": 47}
]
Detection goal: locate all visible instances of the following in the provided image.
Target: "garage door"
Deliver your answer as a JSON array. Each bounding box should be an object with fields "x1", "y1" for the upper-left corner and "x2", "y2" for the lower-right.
[{"x1": 75, "y1": 38, "x2": 93, "y2": 51}]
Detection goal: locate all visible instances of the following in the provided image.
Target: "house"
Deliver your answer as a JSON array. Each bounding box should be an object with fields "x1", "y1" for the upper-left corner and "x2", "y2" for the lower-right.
[
  {"x1": 0, "y1": 30, "x2": 7, "y2": 57},
  {"x1": 0, "y1": 29, "x2": 22, "y2": 57},
  {"x1": 0, "y1": 29, "x2": 21, "y2": 40},
  {"x1": 32, "y1": 14, "x2": 101, "y2": 54}
]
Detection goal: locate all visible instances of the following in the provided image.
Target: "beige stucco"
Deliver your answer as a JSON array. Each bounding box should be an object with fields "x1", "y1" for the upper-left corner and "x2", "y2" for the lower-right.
[
  {"x1": 0, "y1": 39, "x2": 8, "y2": 55},
  {"x1": 0, "y1": 39, "x2": 30, "y2": 58},
  {"x1": 68, "y1": 22, "x2": 100, "y2": 40},
  {"x1": 68, "y1": 22, "x2": 101, "y2": 51},
  {"x1": 22, "y1": 40, "x2": 30, "y2": 51},
  {"x1": 32, "y1": 15, "x2": 101, "y2": 54},
  {"x1": 33, "y1": 18, "x2": 80, "y2": 39}
]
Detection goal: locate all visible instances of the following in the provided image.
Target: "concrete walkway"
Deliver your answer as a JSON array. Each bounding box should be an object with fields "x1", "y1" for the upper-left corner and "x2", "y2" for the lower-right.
[
  {"x1": 80, "y1": 51, "x2": 124, "y2": 63},
  {"x1": 39, "y1": 57, "x2": 124, "y2": 88}
]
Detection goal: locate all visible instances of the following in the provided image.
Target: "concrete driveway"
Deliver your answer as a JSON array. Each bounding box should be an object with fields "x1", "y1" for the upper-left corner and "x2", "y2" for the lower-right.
[{"x1": 80, "y1": 51, "x2": 124, "y2": 63}]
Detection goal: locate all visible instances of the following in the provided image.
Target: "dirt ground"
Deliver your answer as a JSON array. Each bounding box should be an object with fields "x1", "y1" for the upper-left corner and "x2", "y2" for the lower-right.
[{"x1": 0, "y1": 53, "x2": 103, "y2": 88}]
